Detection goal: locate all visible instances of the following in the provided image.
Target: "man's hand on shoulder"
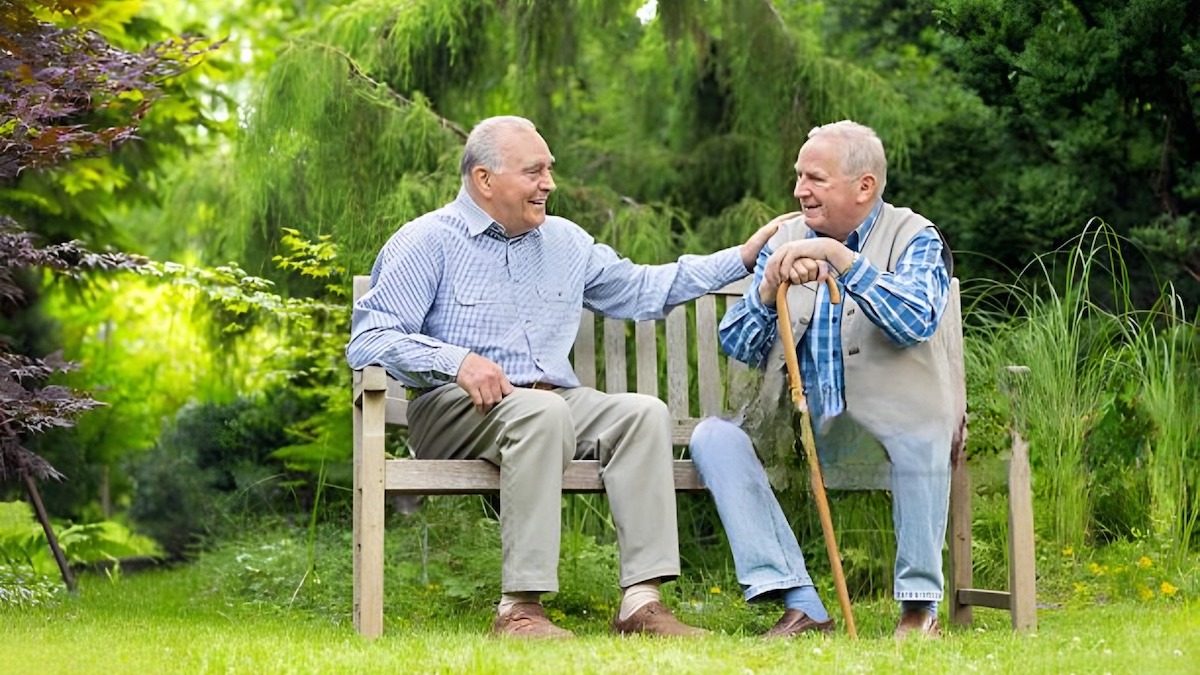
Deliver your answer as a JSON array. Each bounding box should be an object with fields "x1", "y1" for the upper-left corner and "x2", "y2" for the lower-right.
[
  {"x1": 739, "y1": 211, "x2": 801, "y2": 271},
  {"x1": 456, "y1": 353, "x2": 515, "y2": 414}
]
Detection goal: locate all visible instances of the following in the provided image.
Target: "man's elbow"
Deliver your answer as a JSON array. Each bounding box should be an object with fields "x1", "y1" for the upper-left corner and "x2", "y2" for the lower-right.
[
  {"x1": 346, "y1": 330, "x2": 385, "y2": 369},
  {"x1": 890, "y1": 321, "x2": 940, "y2": 348}
]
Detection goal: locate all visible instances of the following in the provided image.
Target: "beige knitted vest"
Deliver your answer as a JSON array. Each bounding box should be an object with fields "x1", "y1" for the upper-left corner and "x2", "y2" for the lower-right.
[{"x1": 756, "y1": 203, "x2": 958, "y2": 486}]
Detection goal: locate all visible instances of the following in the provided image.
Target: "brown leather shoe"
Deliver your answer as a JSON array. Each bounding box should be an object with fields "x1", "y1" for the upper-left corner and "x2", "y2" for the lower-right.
[
  {"x1": 763, "y1": 609, "x2": 835, "y2": 638},
  {"x1": 894, "y1": 609, "x2": 941, "y2": 639},
  {"x1": 612, "y1": 601, "x2": 709, "y2": 637},
  {"x1": 491, "y1": 603, "x2": 575, "y2": 639}
]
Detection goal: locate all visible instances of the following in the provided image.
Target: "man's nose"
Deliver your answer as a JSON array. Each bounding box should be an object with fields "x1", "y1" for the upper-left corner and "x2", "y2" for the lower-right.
[{"x1": 542, "y1": 172, "x2": 555, "y2": 191}]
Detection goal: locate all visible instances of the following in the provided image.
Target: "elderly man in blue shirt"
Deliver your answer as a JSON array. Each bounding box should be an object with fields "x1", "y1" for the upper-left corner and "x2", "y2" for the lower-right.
[
  {"x1": 689, "y1": 120, "x2": 956, "y2": 639},
  {"x1": 347, "y1": 115, "x2": 778, "y2": 639}
]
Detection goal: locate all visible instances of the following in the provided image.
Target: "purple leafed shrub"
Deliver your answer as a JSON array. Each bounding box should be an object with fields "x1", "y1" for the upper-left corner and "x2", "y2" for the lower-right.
[
  {"x1": 0, "y1": 215, "x2": 145, "y2": 481},
  {"x1": 0, "y1": 0, "x2": 212, "y2": 178},
  {"x1": 1, "y1": 0, "x2": 210, "y2": 482}
]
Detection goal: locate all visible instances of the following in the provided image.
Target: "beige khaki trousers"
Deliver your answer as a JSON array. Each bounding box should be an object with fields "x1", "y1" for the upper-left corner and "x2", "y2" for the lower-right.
[{"x1": 407, "y1": 384, "x2": 681, "y2": 593}]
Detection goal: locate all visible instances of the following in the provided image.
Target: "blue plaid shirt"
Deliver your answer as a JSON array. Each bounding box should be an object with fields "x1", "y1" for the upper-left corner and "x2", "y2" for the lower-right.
[
  {"x1": 348, "y1": 188, "x2": 749, "y2": 389},
  {"x1": 719, "y1": 200, "x2": 950, "y2": 421}
]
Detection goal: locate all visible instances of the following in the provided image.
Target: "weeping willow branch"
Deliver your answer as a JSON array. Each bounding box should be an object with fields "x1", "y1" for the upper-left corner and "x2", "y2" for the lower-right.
[{"x1": 296, "y1": 39, "x2": 467, "y2": 139}]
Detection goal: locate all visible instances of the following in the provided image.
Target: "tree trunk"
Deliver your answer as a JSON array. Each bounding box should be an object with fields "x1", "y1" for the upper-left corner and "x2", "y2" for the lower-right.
[{"x1": 22, "y1": 468, "x2": 76, "y2": 592}]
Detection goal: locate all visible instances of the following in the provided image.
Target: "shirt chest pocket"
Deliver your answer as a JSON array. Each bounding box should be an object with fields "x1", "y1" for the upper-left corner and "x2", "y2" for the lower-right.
[
  {"x1": 453, "y1": 267, "x2": 504, "y2": 305},
  {"x1": 537, "y1": 285, "x2": 571, "y2": 305}
]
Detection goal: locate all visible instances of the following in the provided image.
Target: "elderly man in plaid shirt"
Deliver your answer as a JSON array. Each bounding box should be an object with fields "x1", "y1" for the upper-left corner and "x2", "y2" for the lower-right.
[{"x1": 690, "y1": 120, "x2": 956, "y2": 640}]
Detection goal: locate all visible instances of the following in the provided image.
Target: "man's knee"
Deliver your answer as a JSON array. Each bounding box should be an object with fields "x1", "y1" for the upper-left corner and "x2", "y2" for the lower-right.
[
  {"x1": 505, "y1": 388, "x2": 572, "y2": 416},
  {"x1": 689, "y1": 416, "x2": 752, "y2": 470},
  {"x1": 497, "y1": 390, "x2": 575, "y2": 463}
]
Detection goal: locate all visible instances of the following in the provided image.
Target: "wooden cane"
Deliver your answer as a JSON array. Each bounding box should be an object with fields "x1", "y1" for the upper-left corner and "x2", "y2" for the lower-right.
[{"x1": 776, "y1": 277, "x2": 858, "y2": 639}]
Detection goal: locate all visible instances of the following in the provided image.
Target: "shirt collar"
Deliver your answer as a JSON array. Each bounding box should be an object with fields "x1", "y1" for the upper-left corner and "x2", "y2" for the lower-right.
[
  {"x1": 844, "y1": 198, "x2": 885, "y2": 253},
  {"x1": 453, "y1": 188, "x2": 543, "y2": 241},
  {"x1": 454, "y1": 188, "x2": 506, "y2": 238}
]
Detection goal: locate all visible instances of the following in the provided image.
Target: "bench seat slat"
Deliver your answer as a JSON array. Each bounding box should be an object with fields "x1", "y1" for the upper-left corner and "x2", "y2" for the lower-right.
[{"x1": 384, "y1": 459, "x2": 705, "y2": 494}]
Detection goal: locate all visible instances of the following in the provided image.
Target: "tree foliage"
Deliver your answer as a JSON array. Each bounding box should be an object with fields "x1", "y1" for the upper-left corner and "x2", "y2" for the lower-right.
[
  {"x1": 0, "y1": 215, "x2": 142, "y2": 482},
  {"x1": 180, "y1": 0, "x2": 924, "y2": 279},
  {"x1": 0, "y1": 0, "x2": 208, "y2": 179},
  {"x1": 0, "y1": 0, "x2": 206, "y2": 485},
  {"x1": 931, "y1": 0, "x2": 1200, "y2": 298}
]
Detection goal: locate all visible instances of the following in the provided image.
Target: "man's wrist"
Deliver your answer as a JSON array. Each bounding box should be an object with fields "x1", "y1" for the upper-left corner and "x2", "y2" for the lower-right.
[{"x1": 837, "y1": 252, "x2": 860, "y2": 277}]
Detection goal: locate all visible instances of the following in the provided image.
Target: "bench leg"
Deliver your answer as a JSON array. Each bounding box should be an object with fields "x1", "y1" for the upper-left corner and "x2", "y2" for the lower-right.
[
  {"x1": 948, "y1": 433, "x2": 973, "y2": 626},
  {"x1": 1007, "y1": 430, "x2": 1037, "y2": 632},
  {"x1": 354, "y1": 389, "x2": 387, "y2": 638}
]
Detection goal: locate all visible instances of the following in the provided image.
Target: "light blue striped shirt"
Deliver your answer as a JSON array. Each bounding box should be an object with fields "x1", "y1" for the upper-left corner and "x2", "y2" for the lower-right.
[
  {"x1": 719, "y1": 200, "x2": 949, "y2": 421},
  {"x1": 347, "y1": 188, "x2": 749, "y2": 389}
]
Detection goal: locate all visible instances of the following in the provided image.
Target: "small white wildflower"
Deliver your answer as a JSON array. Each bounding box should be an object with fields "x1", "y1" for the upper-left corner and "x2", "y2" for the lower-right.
[
  {"x1": 1174, "y1": 650, "x2": 1183, "y2": 657},
  {"x1": 1103, "y1": 649, "x2": 1112, "y2": 656},
  {"x1": 986, "y1": 654, "x2": 995, "y2": 660},
  {"x1": 811, "y1": 647, "x2": 823, "y2": 656}
]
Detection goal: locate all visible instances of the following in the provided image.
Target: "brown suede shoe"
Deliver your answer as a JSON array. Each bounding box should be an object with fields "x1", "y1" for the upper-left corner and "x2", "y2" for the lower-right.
[
  {"x1": 763, "y1": 609, "x2": 836, "y2": 638},
  {"x1": 491, "y1": 603, "x2": 575, "y2": 639},
  {"x1": 612, "y1": 601, "x2": 708, "y2": 637},
  {"x1": 894, "y1": 609, "x2": 941, "y2": 639}
]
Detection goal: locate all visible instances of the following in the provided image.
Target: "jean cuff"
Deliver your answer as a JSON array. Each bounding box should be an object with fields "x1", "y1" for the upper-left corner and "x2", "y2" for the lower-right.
[
  {"x1": 894, "y1": 590, "x2": 943, "y2": 601},
  {"x1": 744, "y1": 576, "x2": 813, "y2": 604}
]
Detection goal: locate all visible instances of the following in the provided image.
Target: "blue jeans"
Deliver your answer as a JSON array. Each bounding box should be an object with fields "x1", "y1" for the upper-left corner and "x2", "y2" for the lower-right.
[{"x1": 690, "y1": 416, "x2": 949, "y2": 602}]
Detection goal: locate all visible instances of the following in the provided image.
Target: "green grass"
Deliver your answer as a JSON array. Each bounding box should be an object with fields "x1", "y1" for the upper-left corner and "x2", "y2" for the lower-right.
[{"x1": 2, "y1": 563, "x2": 1197, "y2": 674}]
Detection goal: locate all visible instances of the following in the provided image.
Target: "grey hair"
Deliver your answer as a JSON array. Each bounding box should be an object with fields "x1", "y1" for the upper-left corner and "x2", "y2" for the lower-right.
[
  {"x1": 460, "y1": 116, "x2": 537, "y2": 184},
  {"x1": 807, "y1": 120, "x2": 888, "y2": 196}
]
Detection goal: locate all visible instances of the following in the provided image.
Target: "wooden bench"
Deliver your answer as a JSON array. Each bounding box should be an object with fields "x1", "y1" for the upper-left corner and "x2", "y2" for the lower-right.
[{"x1": 351, "y1": 275, "x2": 1035, "y2": 638}]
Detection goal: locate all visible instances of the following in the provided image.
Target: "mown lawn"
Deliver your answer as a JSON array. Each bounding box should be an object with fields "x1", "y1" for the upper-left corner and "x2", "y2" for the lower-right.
[{"x1": 2, "y1": 563, "x2": 1196, "y2": 674}]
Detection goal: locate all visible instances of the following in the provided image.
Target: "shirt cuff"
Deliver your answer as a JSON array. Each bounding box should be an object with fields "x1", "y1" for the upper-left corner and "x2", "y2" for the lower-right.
[
  {"x1": 435, "y1": 344, "x2": 473, "y2": 380},
  {"x1": 719, "y1": 246, "x2": 754, "y2": 282},
  {"x1": 744, "y1": 279, "x2": 779, "y2": 319},
  {"x1": 841, "y1": 253, "x2": 880, "y2": 294}
]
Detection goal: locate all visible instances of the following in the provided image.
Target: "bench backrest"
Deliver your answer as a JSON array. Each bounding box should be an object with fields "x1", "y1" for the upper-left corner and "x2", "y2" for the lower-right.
[{"x1": 352, "y1": 276, "x2": 750, "y2": 445}]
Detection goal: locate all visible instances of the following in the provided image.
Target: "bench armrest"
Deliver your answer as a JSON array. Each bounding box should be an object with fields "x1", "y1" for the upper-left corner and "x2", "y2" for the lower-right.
[{"x1": 353, "y1": 365, "x2": 390, "y2": 405}]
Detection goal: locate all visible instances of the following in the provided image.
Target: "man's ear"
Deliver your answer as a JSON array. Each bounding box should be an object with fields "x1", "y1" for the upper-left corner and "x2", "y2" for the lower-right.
[
  {"x1": 856, "y1": 173, "x2": 878, "y2": 204},
  {"x1": 472, "y1": 166, "x2": 493, "y2": 197}
]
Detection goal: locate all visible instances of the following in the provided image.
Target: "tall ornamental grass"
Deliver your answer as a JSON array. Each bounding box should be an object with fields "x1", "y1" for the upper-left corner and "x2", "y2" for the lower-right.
[
  {"x1": 1119, "y1": 291, "x2": 1200, "y2": 566},
  {"x1": 967, "y1": 221, "x2": 1198, "y2": 560}
]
